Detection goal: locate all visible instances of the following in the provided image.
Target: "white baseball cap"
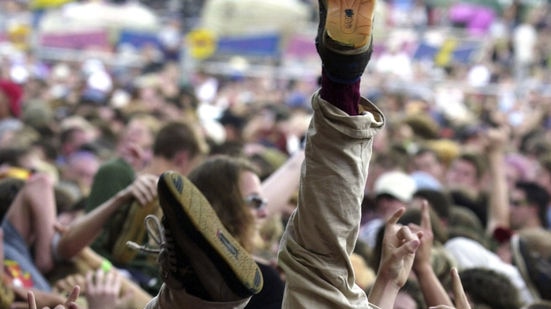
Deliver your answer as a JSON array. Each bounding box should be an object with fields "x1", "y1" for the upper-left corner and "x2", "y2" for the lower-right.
[{"x1": 374, "y1": 171, "x2": 417, "y2": 203}]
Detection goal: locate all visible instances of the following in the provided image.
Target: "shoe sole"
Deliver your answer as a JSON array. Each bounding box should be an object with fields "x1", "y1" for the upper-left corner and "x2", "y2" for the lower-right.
[
  {"x1": 112, "y1": 199, "x2": 160, "y2": 264},
  {"x1": 157, "y1": 171, "x2": 263, "y2": 297},
  {"x1": 325, "y1": 0, "x2": 376, "y2": 48}
]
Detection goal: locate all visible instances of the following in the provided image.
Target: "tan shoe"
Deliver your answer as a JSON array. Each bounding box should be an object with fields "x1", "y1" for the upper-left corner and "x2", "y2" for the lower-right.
[
  {"x1": 315, "y1": 0, "x2": 376, "y2": 82},
  {"x1": 325, "y1": 0, "x2": 376, "y2": 49}
]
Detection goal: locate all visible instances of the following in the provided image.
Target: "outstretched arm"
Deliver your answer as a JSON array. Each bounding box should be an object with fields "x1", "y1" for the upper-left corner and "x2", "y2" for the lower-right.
[
  {"x1": 261, "y1": 149, "x2": 304, "y2": 218},
  {"x1": 429, "y1": 268, "x2": 471, "y2": 309},
  {"x1": 484, "y1": 126, "x2": 510, "y2": 234},
  {"x1": 411, "y1": 201, "x2": 453, "y2": 307}
]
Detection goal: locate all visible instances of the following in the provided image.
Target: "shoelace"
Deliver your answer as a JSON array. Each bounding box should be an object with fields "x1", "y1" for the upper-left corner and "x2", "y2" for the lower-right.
[
  {"x1": 126, "y1": 215, "x2": 184, "y2": 277},
  {"x1": 162, "y1": 222, "x2": 184, "y2": 276},
  {"x1": 126, "y1": 214, "x2": 165, "y2": 254}
]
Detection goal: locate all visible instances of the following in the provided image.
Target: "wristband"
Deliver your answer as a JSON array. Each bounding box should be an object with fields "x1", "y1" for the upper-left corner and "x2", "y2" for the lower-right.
[{"x1": 100, "y1": 259, "x2": 113, "y2": 272}]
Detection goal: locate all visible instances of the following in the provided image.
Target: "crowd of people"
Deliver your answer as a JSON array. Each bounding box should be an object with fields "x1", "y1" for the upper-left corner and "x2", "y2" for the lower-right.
[{"x1": 0, "y1": 0, "x2": 551, "y2": 308}]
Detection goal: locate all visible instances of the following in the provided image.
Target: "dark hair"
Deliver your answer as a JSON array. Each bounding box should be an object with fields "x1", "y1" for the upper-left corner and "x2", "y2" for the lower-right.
[
  {"x1": 413, "y1": 146, "x2": 439, "y2": 160},
  {"x1": 398, "y1": 207, "x2": 448, "y2": 244},
  {"x1": 59, "y1": 126, "x2": 86, "y2": 145},
  {"x1": 0, "y1": 147, "x2": 31, "y2": 167},
  {"x1": 459, "y1": 267, "x2": 522, "y2": 309},
  {"x1": 371, "y1": 145, "x2": 410, "y2": 171},
  {"x1": 0, "y1": 178, "x2": 25, "y2": 223},
  {"x1": 413, "y1": 189, "x2": 452, "y2": 220},
  {"x1": 153, "y1": 121, "x2": 207, "y2": 160},
  {"x1": 447, "y1": 206, "x2": 489, "y2": 248},
  {"x1": 539, "y1": 154, "x2": 551, "y2": 174},
  {"x1": 516, "y1": 181, "x2": 550, "y2": 228},
  {"x1": 458, "y1": 152, "x2": 486, "y2": 179}
]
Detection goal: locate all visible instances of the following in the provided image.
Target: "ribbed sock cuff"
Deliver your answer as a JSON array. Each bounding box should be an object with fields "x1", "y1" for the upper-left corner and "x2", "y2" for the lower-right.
[{"x1": 320, "y1": 69, "x2": 361, "y2": 116}]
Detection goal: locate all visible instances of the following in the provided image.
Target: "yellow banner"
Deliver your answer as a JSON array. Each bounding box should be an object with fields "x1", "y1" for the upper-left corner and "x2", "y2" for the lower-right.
[
  {"x1": 186, "y1": 29, "x2": 217, "y2": 60},
  {"x1": 31, "y1": 0, "x2": 74, "y2": 9}
]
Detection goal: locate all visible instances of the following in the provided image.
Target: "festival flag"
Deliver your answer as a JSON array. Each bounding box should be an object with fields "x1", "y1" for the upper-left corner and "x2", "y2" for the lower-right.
[{"x1": 413, "y1": 38, "x2": 481, "y2": 66}]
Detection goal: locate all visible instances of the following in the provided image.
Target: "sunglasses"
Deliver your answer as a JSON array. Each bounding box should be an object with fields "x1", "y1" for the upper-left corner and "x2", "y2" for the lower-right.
[
  {"x1": 510, "y1": 199, "x2": 528, "y2": 207},
  {"x1": 245, "y1": 194, "x2": 267, "y2": 210}
]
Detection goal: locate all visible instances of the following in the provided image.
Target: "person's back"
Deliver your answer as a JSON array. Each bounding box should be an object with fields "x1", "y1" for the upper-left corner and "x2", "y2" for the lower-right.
[{"x1": 511, "y1": 228, "x2": 551, "y2": 302}]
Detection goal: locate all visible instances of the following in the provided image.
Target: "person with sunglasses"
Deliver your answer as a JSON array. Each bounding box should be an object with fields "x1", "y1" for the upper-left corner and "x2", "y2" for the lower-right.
[{"x1": 182, "y1": 155, "x2": 283, "y2": 309}]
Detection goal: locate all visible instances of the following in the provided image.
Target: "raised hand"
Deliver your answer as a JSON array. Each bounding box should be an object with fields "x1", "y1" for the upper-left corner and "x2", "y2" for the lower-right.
[
  {"x1": 54, "y1": 274, "x2": 86, "y2": 297},
  {"x1": 380, "y1": 207, "x2": 422, "y2": 288},
  {"x1": 409, "y1": 200, "x2": 454, "y2": 307},
  {"x1": 27, "y1": 286, "x2": 81, "y2": 309},
  {"x1": 368, "y1": 207, "x2": 422, "y2": 308},
  {"x1": 119, "y1": 173, "x2": 158, "y2": 206},
  {"x1": 428, "y1": 268, "x2": 471, "y2": 309},
  {"x1": 411, "y1": 200, "x2": 433, "y2": 273},
  {"x1": 85, "y1": 269, "x2": 133, "y2": 309}
]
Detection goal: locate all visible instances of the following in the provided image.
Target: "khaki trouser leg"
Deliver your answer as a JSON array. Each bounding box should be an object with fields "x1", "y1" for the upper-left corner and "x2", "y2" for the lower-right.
[{"x1": 278, "y1": 92, "x2": 384, "y2": 309}]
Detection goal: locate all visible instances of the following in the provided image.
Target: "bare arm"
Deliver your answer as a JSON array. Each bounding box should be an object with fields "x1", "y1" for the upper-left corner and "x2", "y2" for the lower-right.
[
  {"x1": 411, "y1": 201, "x2": 453, "y2": 307},
  {"x1": 261, "y1": 149, "x2": 304, "y2": 218},
  {"x1": 429, "y1": 268, "x2": 471, "y2": 309},
  {"x1": 485, "y1": 127, "x2": 510, "y2": 234},
  {"x1": 56, "y1": 174, "x2": 158, "y2": 260},
  {"x1": 25, "y1": 174, "x2": 57, "y2": 274}
]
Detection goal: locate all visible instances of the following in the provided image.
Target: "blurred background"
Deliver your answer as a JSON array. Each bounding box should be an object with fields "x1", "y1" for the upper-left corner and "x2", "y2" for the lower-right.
[{"x1": 2, "y1": 0, "x2": 549, "y2": 84}]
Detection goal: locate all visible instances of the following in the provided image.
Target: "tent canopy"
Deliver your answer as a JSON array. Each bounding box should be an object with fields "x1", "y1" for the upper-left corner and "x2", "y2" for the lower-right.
[
  {"x1": 38, "y1": 2, "x2": 160, "y2": 33},
  {"x1": 200, "y1": 0, "x2": 310, "y2": 37}
]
